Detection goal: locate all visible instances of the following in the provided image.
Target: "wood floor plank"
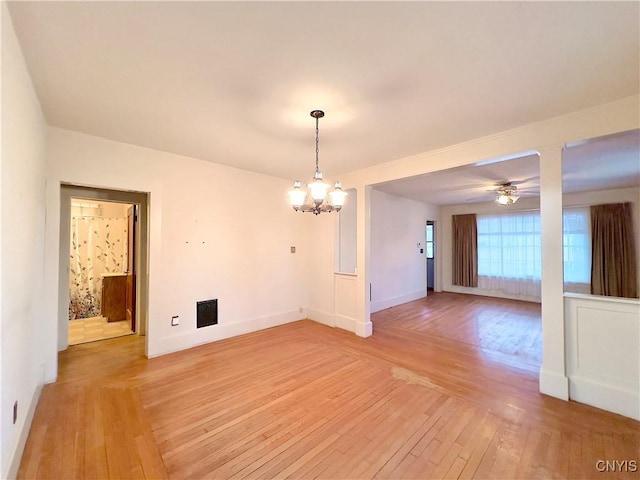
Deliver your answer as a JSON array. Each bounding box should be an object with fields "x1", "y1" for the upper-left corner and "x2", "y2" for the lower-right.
[{"x1": 17, "y1": 292, "x2": 640, "y2": 479}]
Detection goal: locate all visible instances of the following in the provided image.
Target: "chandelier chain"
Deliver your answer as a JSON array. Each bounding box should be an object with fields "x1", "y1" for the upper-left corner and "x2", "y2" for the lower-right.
[{"x1": 315, "y1": 116, "x2": 320, "y2": 173}]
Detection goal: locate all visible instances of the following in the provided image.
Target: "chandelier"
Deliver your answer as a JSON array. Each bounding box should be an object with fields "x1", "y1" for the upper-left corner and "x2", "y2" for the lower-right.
[
  {"x1": 495, "y1": 183, "x2": 520, "y2": 206},
  {"x1": 288, "y1": 110, "x2": 347, "y2": 215}
]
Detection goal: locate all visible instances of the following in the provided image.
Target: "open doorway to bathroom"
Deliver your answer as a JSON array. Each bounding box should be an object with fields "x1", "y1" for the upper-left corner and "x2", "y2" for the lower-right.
[{"x1": 68, "y1": 199, "x2": 136, "y2": 345}]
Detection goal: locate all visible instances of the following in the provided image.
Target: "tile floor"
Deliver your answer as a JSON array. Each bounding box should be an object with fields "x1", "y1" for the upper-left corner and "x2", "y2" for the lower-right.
[{"x1": 68, "y1": 316, "x2": 133, "y2": 345}]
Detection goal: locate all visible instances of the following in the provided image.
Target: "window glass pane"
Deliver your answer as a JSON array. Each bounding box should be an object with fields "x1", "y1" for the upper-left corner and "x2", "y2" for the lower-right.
[
  {"x1": 426, "y1": 243, "x2": 434, "y2": 259},
  {"x1": 563, "y1": 208, "x2": 591, "y2": 284},
  {"x1": 477, "y1": 211, "x2": 541, "y2": 280},
  {"x1": 426, "y1": 225, "x2": 434, "y2": 242}
]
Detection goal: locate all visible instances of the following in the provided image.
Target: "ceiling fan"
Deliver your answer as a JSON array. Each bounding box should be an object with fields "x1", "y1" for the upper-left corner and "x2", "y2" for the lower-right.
[
  {"x1": 494, "y1": 182, "x2": 520, "y2": 206},
  {"x1": 462, "y1": 178, "x2": 540, "y2": 205}
]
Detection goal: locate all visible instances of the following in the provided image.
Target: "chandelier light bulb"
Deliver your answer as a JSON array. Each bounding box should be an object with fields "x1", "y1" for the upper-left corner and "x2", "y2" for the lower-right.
[{"x1": 288, "y1": 180, "x2": 307, "y2": 209}]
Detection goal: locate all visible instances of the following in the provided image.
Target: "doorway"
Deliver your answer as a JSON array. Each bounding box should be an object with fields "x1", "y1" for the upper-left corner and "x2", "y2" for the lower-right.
[
  {"x1": 426, "y1": 221, "x2": 435, "y2": 292},
  {"x1": 67, "y1": 199, "x2": 137, "y2": 345},
  {"x1": 59, "y1": 185, "x2": 149, "y2": 351}
]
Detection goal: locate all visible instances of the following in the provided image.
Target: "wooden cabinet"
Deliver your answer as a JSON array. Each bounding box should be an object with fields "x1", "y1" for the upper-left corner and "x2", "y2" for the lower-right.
[{"x1": 102, "y1": 274, "x2": 127, "y2": 322}]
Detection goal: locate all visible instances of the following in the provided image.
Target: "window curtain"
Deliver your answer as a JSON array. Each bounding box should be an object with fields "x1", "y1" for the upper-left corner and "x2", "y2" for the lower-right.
[
  {"x1": 452, "y1": 214, "x2": 478, "y2": 287},
  {"x1": 590, "y1": 202, "x2": 638, "y2": 298},
  {"x1": 69, "y1": 216, "x2": 128, "y2": 320}
]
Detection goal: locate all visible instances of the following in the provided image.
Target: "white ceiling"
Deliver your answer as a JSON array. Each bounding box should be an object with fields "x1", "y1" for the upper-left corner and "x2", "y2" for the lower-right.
[
  {"x1": 7, "y1": 1, "x2": 640, "y2": 182},
  {"x1": 374, "y1": 129, "x2": 640, "y2": 206}
]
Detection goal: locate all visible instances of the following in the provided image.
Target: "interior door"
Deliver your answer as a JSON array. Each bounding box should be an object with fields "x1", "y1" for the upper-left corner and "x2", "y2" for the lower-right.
[{"x1": 126, "y1": 205, "x2": 137, "y2": 332}]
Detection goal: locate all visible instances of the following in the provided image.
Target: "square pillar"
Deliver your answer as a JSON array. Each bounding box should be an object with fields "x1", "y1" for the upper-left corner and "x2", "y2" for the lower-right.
[
  {"x1": 539, "y1": 145, "x2": 569, "y2": 400},
  {"x1": 355, "y1": 185, "x2": 372, "y2": 337}
]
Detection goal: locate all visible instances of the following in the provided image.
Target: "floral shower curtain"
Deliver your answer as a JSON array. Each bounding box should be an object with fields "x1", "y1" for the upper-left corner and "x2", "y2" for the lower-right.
[{"x1": 69, "y1": 216, "x2": 128, "y2": 320}]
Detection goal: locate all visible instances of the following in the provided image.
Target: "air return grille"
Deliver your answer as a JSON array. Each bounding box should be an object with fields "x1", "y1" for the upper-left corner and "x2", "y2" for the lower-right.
[{"x1": 197, "y1": 299, "x2": 218, "y2": 328}]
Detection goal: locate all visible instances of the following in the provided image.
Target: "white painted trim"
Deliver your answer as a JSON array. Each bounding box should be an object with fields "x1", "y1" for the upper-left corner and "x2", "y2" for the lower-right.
[
  {"x1": 564, "y1": 292, "x2": 640, "y2": 306},
  {"x1": 371, "y1": 290, "x2": 426, "y2": 313},
  {"x1": 335, "y1": 314, "x2": 356, "y2": 333},
  {"x1": 569, "y1": 375, "x2": 639, "y2": 420},
  {"x1": 5, "y1": 384, "x2": 44, "y2": 480},
  {"x1": 149, "y1": 310, "x2": 305, "y2": 357},
  {"x1": 539, "y1": 367, "x2": 569, "y2": 400},
  {"x1": 307, "y1": 309, "x2": 365, "y2": 336},
  {"x1": 307, "y1": 308, "x2": 336, "y2": 328},
  {"x1": 356, "y1": 320, "x2": 373, "y2": 338}
]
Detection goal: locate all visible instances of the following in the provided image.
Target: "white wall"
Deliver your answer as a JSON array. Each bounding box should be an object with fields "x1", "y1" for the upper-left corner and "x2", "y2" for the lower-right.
[
  {"x1": 370, "y1": 189, "x2": 440, "y2": 313},
  {"x1": 1, "y1": 4, "x2": 48, "y2": 478},
  {"x1": 45, "y1": 127, "x2": 310, "y2": 360}
]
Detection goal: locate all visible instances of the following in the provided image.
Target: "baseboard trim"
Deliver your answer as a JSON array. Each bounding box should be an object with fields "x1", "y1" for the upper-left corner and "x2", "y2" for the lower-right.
[
  {"x1": 307, "y1": 309, "x2": 365, "y2": 336},
  {"x1": 355, "y1": 321, "x2": 373, "y2": 338},
  {"x1": 149, "y1": 309, "x2": 305, "y2": 357},
  {"x1": 371, "y1": 290, "x2": 425, "y2": 313},
  {"x1": 569, "y1": 375, "x2": 639, "y2": 420},
  {"x1": 335, "y1": 314, "x2": 356, "y2": 333},
  {"x1": 539, "y1": 367, "x2": 569, "y2": 400},
  {"x1": 6, "y1": 383, "x2": 44, "y2": 480},
  {"x1": 307, "y1": 308, "x2": 336, "y2": 328}
]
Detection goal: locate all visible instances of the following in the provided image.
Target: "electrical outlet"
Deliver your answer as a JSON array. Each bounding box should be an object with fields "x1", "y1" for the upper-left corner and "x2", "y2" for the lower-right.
[
  {"x1": 171, "y1": 315, "x2": 180, "y2": 326},
  {"x1": 13, "y1": 401, "x2": 17, "y2": 424}
]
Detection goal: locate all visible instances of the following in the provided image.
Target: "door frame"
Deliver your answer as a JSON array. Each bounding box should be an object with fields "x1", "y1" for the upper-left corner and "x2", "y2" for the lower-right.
[{"x1": 59, "y1": 184, "x2": 149, "y2": 351}]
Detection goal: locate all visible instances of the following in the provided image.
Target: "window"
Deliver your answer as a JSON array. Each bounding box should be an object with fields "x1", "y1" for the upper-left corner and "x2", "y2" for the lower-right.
[
  {"x1": 563, "y1": 207, "x2": 591, "y2": 285},
  {"x1": 425, "y1": 223, "x2": 434, "y2": 259},
  {"x1": 477, "y1": 211, "x2": 541, "y2": 279},
  {"x1": 473, "y1": 208, "x2": 592, "y2": 297}
]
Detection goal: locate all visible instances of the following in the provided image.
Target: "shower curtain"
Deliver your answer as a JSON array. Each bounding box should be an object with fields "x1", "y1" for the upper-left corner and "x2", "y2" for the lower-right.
[{"x1": 69, "y1": 216, "x2": 128, "y2": 320}]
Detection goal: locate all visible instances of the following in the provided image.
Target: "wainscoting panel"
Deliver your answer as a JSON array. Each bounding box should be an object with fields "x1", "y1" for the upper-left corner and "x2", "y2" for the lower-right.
[
  {"x1": 565, "y1": 293, "x2": 640, "y2": 420},
  {"x1": 334, "y1": 273, "x2": 357, "y2": 332}
]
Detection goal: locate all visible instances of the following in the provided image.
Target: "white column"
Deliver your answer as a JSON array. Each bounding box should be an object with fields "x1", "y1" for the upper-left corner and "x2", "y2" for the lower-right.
[
  {"x1": 355, "y1": 185, "x2": 372, "y2": 337},
  {"x1": 538, "y1": 145, "x2": 569, "y2": 400}
]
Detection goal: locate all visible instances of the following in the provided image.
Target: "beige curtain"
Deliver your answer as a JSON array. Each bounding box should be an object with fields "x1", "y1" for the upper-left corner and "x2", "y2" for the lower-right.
[
  {"x1": 590, "y1": 202, "x2": 638, "y2": 298},
  {"x1": 452, "y1": 214, "x2": 478, "y2": 287}
]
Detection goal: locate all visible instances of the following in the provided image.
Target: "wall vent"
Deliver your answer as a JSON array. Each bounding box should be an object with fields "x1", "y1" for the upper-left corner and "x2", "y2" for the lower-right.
[{"x1": 197, "y1": 299, "x2": 218, "y2": 328}]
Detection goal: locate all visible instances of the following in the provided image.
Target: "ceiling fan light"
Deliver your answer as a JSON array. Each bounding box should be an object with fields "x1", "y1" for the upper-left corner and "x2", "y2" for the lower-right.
[{"x1": 496, "y1": 194, "x2": 510, "y2": 205}]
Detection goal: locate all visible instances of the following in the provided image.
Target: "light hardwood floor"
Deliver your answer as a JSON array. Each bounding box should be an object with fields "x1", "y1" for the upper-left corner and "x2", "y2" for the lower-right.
[{"x1": 18, "y1": 292, "x2": 639, "y2": 479}]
